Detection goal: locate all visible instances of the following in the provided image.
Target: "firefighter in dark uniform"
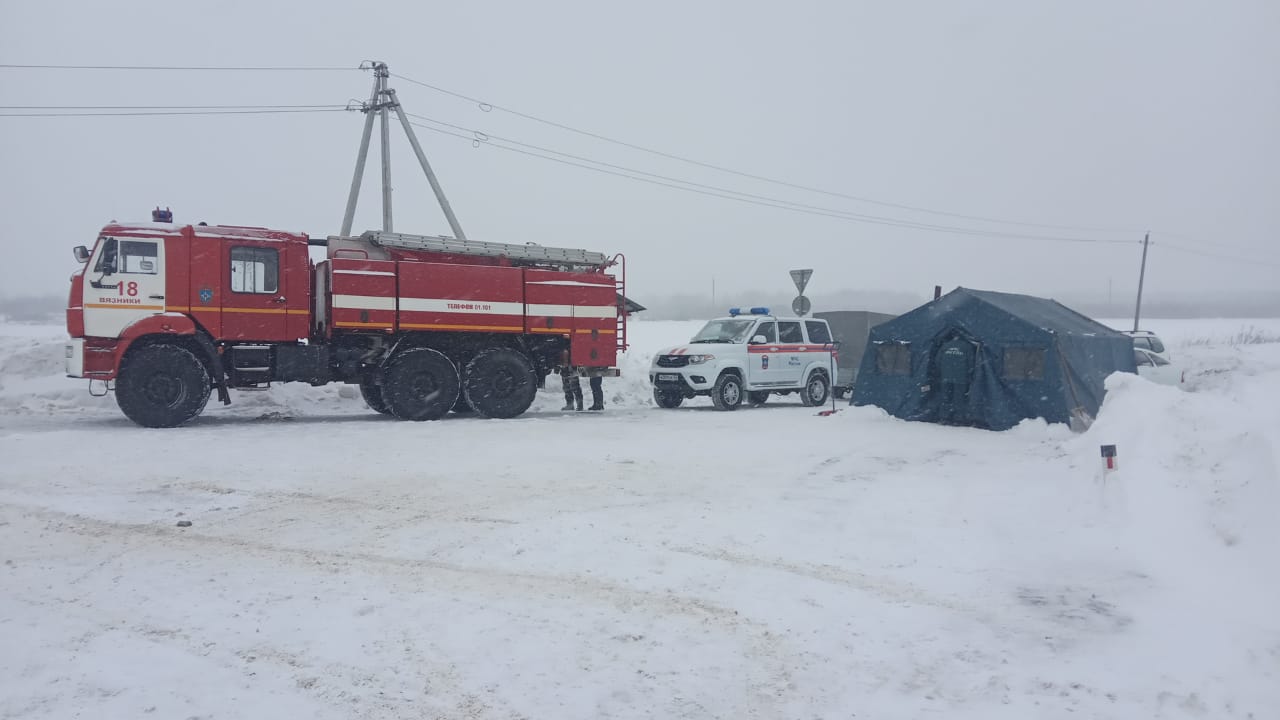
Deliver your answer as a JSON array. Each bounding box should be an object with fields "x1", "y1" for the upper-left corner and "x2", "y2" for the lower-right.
[
  {"x1": 561, "y1": 368, "x2": 583, "y2": 411},
  {"x1": 560, "y1": 347, "x2": 604, "y2": 411},
  {"x1": 587, "y1": 375, "x2": 604, "y2": 411}
]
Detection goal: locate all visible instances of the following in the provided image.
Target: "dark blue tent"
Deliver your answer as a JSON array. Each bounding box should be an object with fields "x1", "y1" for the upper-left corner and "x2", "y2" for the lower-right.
[{"x1": 850, "y1": 288, "x2": 1136, "y2": 430}]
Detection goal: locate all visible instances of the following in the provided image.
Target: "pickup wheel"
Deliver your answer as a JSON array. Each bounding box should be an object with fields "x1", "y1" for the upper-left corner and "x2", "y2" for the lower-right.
[
  {"x1": 800, "y1": 370, "x2": 831, "y2": 407},
  {"x1": 463, "y1": 347, "x2": 537, "y2": 419},
  {"x1": 359, "y1": 380, "x2": 392, "y2": 415},
  {"x1": 747, "y1": 390, "x2": 770, "y2": 406},
  {"x1": 115, "y1": 343, "x2": 212, "y2": 428},
  {"x1": 653, "y1": 388, "x2": 684, "y2": 409},
  {"x1": 383, "y1": 348, "x2": 459, "y2": 421},
  {"x1": 710, "y1": 373, "x2": 744, "y2": 411}
]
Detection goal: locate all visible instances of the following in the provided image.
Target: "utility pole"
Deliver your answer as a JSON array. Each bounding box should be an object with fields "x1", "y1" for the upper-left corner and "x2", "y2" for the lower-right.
[
  {"x1": 1133, "y1": 232, "x2": 1150, "y2": 331},
  {"x1": 340, "y1": 61, "x2": 467, "y2": 240},
  {"x1": 340, "y1": 76, "x2": 379, "y2": 237},
  {"x1": 377, "y1": 64, "x2": 393, "y2": 232}
]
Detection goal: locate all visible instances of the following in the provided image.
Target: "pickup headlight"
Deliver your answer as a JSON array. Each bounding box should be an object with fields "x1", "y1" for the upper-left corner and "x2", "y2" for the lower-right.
[{"x1": 688, "y1": 354, "x2": 715, "y2": 364}]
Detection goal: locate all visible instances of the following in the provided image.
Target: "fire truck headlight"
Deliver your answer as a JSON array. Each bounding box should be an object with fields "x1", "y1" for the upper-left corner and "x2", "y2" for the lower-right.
[{"x1": 688, "y1": 354, "x2": 715, "y2": 364}]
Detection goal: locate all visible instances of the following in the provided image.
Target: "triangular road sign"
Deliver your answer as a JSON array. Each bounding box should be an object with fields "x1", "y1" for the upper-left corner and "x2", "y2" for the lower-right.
[{"x1": 789, "y1": 269, "x2": 813, "y2": 295}]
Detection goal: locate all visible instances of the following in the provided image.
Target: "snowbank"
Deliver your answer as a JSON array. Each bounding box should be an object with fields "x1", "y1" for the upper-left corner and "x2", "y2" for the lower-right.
[{"x1": 1, "y1": 318, "x2": 1278, "y2": 718}]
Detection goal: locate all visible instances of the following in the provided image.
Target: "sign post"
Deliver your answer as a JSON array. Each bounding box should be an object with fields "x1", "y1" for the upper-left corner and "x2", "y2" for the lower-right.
[{"x1": 790, "y1": 268, "x2": 813, "y2": 317}]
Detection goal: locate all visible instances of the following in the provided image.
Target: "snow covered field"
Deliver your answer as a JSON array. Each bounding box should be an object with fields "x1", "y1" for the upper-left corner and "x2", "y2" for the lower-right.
[{"x1": 1, "y1": 317, "x2": 1278, "y2": 719}]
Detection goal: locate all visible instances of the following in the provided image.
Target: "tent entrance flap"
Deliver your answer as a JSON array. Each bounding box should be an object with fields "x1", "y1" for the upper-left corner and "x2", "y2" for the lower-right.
[{"x1": 932, "y1": 335, "x2": 979, "y2": 426}]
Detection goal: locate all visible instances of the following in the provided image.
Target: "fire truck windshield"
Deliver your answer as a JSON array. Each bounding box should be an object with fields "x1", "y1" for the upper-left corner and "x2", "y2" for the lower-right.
[{"x1": 690, "y1": 318, "x2": 755, "y2": 344}]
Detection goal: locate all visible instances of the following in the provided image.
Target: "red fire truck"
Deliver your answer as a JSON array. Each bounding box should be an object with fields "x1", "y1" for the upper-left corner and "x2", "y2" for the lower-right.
[{"x1": 65, "y1": 218, "x2": 626, "y2": 427}]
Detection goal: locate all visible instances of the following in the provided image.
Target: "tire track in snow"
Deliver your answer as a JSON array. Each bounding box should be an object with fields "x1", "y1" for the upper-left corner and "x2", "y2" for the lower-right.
[
  {"x1": 3, "y1": 502, "x2": 803, "y2": 719},
  {"x1": 669, "y1": 544, "x2": 984, "y2": 617}
]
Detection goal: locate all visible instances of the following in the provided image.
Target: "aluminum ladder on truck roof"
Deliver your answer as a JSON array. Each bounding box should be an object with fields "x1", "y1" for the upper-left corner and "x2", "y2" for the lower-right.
[{"x1": 360, "y1": 230, "x2": 611, "y2": 269}]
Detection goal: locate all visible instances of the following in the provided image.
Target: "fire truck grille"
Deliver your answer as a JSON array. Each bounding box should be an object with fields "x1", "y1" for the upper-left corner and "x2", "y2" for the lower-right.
[{"x1": 656, "y1": 355, "x2": 690, "y2": 368}]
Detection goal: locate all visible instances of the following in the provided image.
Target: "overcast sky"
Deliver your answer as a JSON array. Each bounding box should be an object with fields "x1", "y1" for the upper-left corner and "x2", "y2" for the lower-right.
[{"x1": 1, "y1": 0, "x2": 1276, "y2": 310}]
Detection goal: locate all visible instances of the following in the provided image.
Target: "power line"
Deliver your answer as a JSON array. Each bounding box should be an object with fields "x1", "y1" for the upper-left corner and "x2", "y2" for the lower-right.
[
  {"x1": 0, "y1": 104, "x2": 346, "y2": 110},
  {"x1": 0, "y1": 63, "x2": 355, "y2": 71},
  {"x1": 0, "y1": 108, "x2": 349, "y2": 117},
  {"x1": 1157, "y1": 241, "x2": 1280, "y2": 270},
  {"x1": 407, "y1": 112, "x2": 1130, "y2": 245},
  {"x1": 391, "y1": 71, "x2": 1142, "y2": 235},
  {"x1": 408, "y1": 119, "x2": 1137, "y2": 247}
]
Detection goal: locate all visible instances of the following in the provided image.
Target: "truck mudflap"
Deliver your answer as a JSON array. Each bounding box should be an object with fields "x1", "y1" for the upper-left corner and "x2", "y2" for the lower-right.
[{"x1": 191, "y1": 333, "x2": 231, "y2": 405}]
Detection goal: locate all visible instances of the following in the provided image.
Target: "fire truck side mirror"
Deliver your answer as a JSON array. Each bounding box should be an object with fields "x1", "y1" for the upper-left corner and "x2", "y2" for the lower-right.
[{"x1": 73, "y1": 246, "x2": 90, "y2": 263}]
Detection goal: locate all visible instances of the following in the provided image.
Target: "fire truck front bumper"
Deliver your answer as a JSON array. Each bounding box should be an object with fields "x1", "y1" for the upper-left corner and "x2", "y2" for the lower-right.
[
  {"x1": 65, "y1": 338, "x2": 84, "y2": 377},
  {"x1": 66, "y1": 337, "x2": 120, "y2": 379}
]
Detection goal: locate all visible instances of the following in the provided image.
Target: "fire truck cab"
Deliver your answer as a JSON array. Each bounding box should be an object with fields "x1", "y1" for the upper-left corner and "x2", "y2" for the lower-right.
[{"x1": 67, "y1": 216, "x2": 626, "y2": 427}]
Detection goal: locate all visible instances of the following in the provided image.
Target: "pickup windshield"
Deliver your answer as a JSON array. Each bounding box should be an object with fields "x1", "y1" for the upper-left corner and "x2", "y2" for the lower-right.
[{"x1": 689, "y1": 318, "x2": 756, "y2": 344}]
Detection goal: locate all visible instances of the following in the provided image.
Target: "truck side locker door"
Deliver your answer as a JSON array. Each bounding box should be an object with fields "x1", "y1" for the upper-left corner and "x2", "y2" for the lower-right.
[
  {"x1": 221, "y1": 241, "x2": 289, "y2": 341},
  {"x1": 330, "y1": 257, "x2": 397, "y2": 333},
  {"x1": 399, "y1": 262, "x2": 523, "y2": 334},
  {"x1": 283, "y1": 241, "x2": 312, "y2": 340},
  {"x1": 524, "y1": 269, "x2": 570, "y2": 339},
  {"x1": 570, "y1": 278, "x2": 618, "y2": 368}
]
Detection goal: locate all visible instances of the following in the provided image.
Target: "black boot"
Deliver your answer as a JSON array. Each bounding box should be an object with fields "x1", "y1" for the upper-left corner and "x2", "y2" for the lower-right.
[
  {"x1": 562, "y1": 393, "x2": 575, "y2": 411},
  {"x1": 588, "y1": 377, "x2": 604, "y2": 411}
]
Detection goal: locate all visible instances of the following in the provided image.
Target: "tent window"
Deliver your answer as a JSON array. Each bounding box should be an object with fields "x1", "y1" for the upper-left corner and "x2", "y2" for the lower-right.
[
  {"x1": 1004, "y1": 347, "x2": 1045, "y2": 380},
  {"x1": 876, "y1": 343, "x2": 911, "y2": 375}
]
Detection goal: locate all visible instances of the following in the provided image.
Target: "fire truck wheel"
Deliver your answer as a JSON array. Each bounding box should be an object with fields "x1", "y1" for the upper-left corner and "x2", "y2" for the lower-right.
[
  {"x1": 383, "y1": 348, "x2": 460, "y2": 421},
  {"x1": 800, "y1": 370, "x2": 831, "y2": 407},
  {"x1": 463, "y1": 347, "x2": 537, "y2": 419},
  {"x1": 710, "y1": 372, "x2": 743, "y2": 411},
  {"x1": 115, "y1": 343, "x2": 212, "y2": 428},
  {"x1": 359, "y1": 381, "x2": 392, "y2": 415},
  {"x1": 653, "y1": 388, "x2": 683, "y2": 409}
]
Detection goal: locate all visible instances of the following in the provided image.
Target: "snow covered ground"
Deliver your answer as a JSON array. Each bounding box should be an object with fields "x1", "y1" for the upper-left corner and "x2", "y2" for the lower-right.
[{"x1": 1, "y1": 317, "x2": 1278, "y2": 719}]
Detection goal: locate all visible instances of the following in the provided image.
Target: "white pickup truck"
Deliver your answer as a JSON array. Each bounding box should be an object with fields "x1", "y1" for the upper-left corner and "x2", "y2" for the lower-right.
[{"x1": 649, "y1": 308, "x2": 838, "y2": 410}]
